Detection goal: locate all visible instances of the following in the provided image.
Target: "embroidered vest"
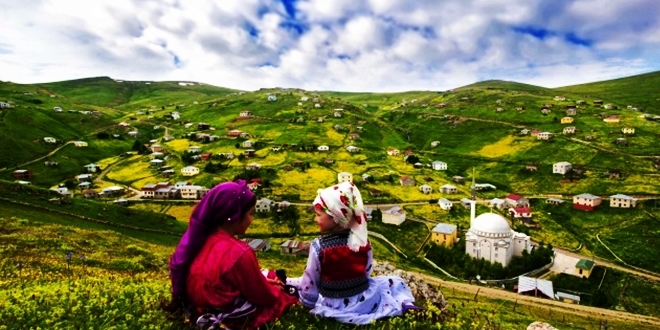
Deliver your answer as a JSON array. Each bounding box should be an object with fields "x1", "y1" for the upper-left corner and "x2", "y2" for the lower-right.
[{"x1": 316, "y1": 231, "x2": 371, "y2": 298}]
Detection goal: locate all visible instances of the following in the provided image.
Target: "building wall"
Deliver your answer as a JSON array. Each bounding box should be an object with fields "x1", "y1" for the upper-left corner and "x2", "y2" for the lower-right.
[
  {"x1": 432, "y1": 231, "x2": 456, "y2": 247},
  {"x1": 575, "y1": 267, "x2": 592, "y2": 278},
  {"x1": 610, "y1": 198, "x2": 634, "y2": 208}
]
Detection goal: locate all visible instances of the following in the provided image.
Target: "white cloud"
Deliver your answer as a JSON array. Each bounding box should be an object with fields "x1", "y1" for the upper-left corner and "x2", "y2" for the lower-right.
[{"x1": 0, "y1": 0, "x2": 659, "y2": 91}]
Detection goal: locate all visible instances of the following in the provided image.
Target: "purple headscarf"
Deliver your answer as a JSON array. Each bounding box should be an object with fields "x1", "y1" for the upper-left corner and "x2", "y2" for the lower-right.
[{"x1": 168, "y1": 180, "x2": 255, "y2": 302}]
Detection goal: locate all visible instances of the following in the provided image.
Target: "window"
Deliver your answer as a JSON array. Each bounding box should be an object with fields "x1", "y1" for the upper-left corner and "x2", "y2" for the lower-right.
[
  {"x1": 473, "y1": 243, "x2": 476, "y2": 247},
  {"x1": 495, "y1": 247, "x2": 498, "y2": 251},
  {"x1": 495, "y1": 253, "x2": 498, "y2": 258}
]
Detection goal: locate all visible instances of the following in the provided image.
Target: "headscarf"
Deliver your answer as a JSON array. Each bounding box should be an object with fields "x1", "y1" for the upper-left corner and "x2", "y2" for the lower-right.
[
  {"x1": 168, "y1": 180, "x2": 255, "y2": 302},
  {"x1": 313, "y1": 181, "x2": 368, "y2": 251}
]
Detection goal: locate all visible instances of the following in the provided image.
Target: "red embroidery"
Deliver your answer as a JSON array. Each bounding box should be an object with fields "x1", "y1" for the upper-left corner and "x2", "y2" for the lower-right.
[
  {"x1": 334, "y1": 186, "x2": 339, "y2": 190},
  {"x1": 341, "y1": 208, "x2": 349, "y2": 216},
  {"x1": 340, "y1": 195, "x2": 349, "y2": 206},
  {"x1": 314, "y1": 203, "x2": 324, "y2": 211},
  {"x1": 356, "y1": 215, "x2": 362, "y2": 224}
]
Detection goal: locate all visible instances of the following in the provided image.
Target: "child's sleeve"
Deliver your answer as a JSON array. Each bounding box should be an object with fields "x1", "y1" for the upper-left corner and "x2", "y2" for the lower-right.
[{"x1": 296, "y1": 240, "x2": 322, "y2": 308}]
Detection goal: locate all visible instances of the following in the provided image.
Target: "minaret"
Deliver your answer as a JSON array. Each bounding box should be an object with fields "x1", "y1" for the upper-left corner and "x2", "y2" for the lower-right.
[{"x1": 470, "y1": 168, "x2": 476, "y2": 226}]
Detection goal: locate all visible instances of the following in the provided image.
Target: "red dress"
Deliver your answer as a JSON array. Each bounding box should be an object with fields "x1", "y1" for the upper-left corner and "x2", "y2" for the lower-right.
[{"x1": 187, "y1": 231, "x2": 298, "y2": 329}]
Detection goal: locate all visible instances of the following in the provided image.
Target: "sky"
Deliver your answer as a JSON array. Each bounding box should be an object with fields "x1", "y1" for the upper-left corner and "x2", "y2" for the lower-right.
[{"x1": 1, "y1": 0, "x2": 660, "y2": 92}]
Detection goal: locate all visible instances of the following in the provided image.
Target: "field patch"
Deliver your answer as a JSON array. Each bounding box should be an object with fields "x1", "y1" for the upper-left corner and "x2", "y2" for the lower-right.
[{"x1": 473, "y1": 135, "x2": 538, "y2": 158}]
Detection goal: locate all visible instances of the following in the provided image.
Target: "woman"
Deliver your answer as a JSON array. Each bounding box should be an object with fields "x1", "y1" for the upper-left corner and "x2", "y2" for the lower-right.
[
  {"x1": 165, "y1": 180, "x2": 298, "y2": 329},
  {"x1": 285, "y1": 181, "x2": 418, "y2": 325}
]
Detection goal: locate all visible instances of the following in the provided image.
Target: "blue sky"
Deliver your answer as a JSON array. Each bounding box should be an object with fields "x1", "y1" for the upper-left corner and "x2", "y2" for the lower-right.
[{"x1": 0, "y1": 0, "x2": 659, "y2": 91}]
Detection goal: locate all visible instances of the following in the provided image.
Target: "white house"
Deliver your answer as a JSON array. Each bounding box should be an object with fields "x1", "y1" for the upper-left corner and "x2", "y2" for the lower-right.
[
  {"x1": 73, "y1": 141, "x2": 88, "y2": 147},
  {"x1": 537, "y1": 132, "x2": 553, "y2": 140},
  {"x1": 440, "y1": 184, "x2": 457, "y2": 194},
  {"x1": 242, "y1": 140, "x2": 254, "y2": 148},
  {"x1": 317, "y1": 145, "x2": 330, "y2": 151},
  {"x1": 245, "y1": 162, "x2": 262, "y2": 170},
  {"x1": 419, "y1": 184, "x2": 432, "y2": 194},
  {"x1": 346, "y1": 146, "x2": 360, "y2": 153},
  {"x1": 314, "y1": 103, "x2": 321, "y2": 108},
  {"x1": 300, "y1": 96, "x2": 309, "y2": 102},
  {"x1": 338, "y1": 172, "x2": 353, "y2": 183},
  {"x1": 382, "y1": 206, "x2": 406, "y2": 225},
  {"x1": 53, "y1": 107, "x2": 63, "y2": 112},
  {"x1": 256, "y1": 198, "x2": 274, "y2": 212},
  {"x1": 334, "y1": 111, "x2": 342, "y2": 117},
  {"x1": 181, "y1": 166, "x2": 200, "y2": 176},
  {"x1": 180, "y1": 186, "x2": 206, "y2": 199},
  {"x1": 431, "y1": 141, "x2": 440, "y2": 147},
  {"x1": 438, "y1": 198, "x2": 453, "y2": 210},
  {"x1": 622, "y1": 127, "x2": 635, "y2": 135},
  {"x1": 432, "y1": 161, "x2": 448, "y2": 171},
  {"x1": 610, "y1": 194, "x2": 637, "y2": 208},
  {"x1": 239, "y1": 110, "x2": 253, "y2": 117},
  {"x1": 563, "y1": 126, "x2": 576, "y2": 134},
  {"x1": 127, "y1": 131, "x2": 140, "y2": 138},
  {"x1": 553, "y1": 162, "x2": 572, "y2": 174},
  {"x1": 44, "y1": 137, "x2": 57, "y2": 143},
  {"x1": 489, "y1": 198, "x2": 506, "y2": 209},
  {"x1": 387, "y1": 148, "x2": 400, "y2": 156}
]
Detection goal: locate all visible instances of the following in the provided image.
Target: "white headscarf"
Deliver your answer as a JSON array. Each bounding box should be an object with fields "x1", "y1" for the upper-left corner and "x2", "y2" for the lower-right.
[{"x1": 313, "y1": 181, "x2": 368, "y2": 251}]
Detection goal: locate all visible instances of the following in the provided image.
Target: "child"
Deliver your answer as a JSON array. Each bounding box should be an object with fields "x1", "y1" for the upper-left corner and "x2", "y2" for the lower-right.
[
  {"x1": 165, "y1": 180, "x2": 298, "y2": 330},
  {"x1": 286, "y1": 181, "x2": 418, "y2": 324}
]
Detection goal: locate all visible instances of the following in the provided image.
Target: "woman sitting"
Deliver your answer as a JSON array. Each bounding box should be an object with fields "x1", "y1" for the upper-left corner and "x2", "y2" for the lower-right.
[{"x1": 165, "y1": 180, "x2": 298, "y2": 330}]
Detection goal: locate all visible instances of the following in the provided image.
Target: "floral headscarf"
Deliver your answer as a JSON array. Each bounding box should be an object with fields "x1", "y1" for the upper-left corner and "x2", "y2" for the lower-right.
[{"x1": 313, "y1": 181, "x2": 368, "y2": 251}]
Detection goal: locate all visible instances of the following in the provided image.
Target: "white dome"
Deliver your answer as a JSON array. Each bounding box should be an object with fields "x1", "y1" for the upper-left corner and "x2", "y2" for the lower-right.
[{"x1": 471, "y1": 213, "x2": 511, "y2": 234}]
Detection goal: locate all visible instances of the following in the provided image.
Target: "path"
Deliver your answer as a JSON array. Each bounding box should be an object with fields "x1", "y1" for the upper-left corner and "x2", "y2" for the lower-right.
[
  {"x1": 368, "y1": 231, "x2": 408, "y2": 258},
  {"x1": 11, "y1": 141, "x2": 74, "y2": 168},
  {"x1": 568, "y1": 137, "x2": 659, "y2": 158},
  {"x1": 552, "y1": 246, "x2": 660, "y2": 282},
  {"x1": 413, "y1": 272, "x2": 660, "y2": 327}
]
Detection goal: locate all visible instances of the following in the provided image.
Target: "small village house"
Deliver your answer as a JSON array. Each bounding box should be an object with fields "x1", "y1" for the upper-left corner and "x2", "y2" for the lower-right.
[
  {"x1": 553, "y1": 162, "x2": 572, "y2": 174},
  {"x1": 432, "y1": 161, "x2": 448, "y2": 171},
  {"x1": 546, "y1": 198, "x2": 565, "y2": 205},
  {"x1": 566, "y1": 108, "x2": 577, "y2": 116},
  {"x1": 256, "y1": 198, "x2": 275, "y2": 212},
  {"x1": 181, "y1": 166, "x2": 200, "y2": 177},
  {"x1": 188, "y1": 146, "x2": 202, "y2": 153},
  {"x1": 561, "y1": 117, "x2": 574, "y2": 124},
  {"x1": 610, "y1": 194, "x2": 637, "y2": 208},
  {"x1": 150, "y1": 152, "x2": 164, "y2": 159},
  {"x1": 431, "y1": 141, "x2": 440, "y2": 147},
  {"x1": 83, "y1": 190, "x2": 99, "y2": 199},
  {"x1": 267, "y1": 95, "x2": 277, "y2": 102},
  {"x1": 399, "y1": 175, "x2": 415, "y2": 187},
  {"x1": 227, "y1": 129, "x2": 243, "y2": 137},
  {"x1": 100, "y1": 186, "x2": 125, "y2": 197},
  {"x1": 346, "y1": 146, "x2": 360, "y2": 153},
  {"x1": 593, "y1": 100, "x2": 603, "y2": 106},
  {"x1": 242, "y1": 140, "x2": 254, "y2": 148},
  {"x1": 604, "y1": 104, "x2": 616, "y2": 110},
  {"x1": 608, "y1": 169, "x2": 621, "y2": 179},
  {"x1": 127, "y1": 131, "x2": 140, "y2": 138},
  {"x1": 440, "y1": 184, "x2": 457, "y2": 194},
  {"x1": 151, "y1": 144, "x2": 163, "y2": 153},
  {"x1": 419, "y1": 184, "x2": 432, "y2": 194},
  {"x1": 537, "y1": 132, "x2": 553, "y2": 140},
  {"x1": 73, "y1": 141, "x2": 88, "y2": 147},
  {"x1": 337, "y1": 172, "x2": 353, "y2": 183},
  {"x1": 387, "y1": 148, "x2": 400, "y2": 156},
  {"x1": 506, "y1": 194, "x2": 529, "y2": 208},
  {"x1": 573, "y1": 193, "x2": 601, "y2": 211},
  {"x1": 280, "y1": 239, "x2": 310, "y2": 256},
  {"x1": 292, "y1": 160, "x2": 304, "y2": 167},
  {"x1": 526, "y1": 163, "x2": 540, "y2": 171},
  {"x1": 413, "y1": 162, "x2": 424, "y2": 169},
  {"x1": 44, "y1": 137, "x2": 57, "y2": 143},
  {"x1": 517, "y1": 276, "x2": 554, "y2": 300},
  {"x1": 509, "y1": 207, "x2": 532, "y2": 220},
  {"x1": 245, "y1": 162, "x2": 261, "y2": 170},
  {"x1": 556, "y1": 292, "x2": 581, "y2": 305},
  {"x1": 239, "y1": 110, "x2": 253, "y2": 117},
  {"x1": 247, "y1": 181, "x2": 260, "y2": 191},
  {"x1": 244, "y1": 149, "x2": 256, "y2": 157},
  {"x1": 317, "y1": 145, "x2": 329, "y2": 151},
  {"x1": 197, "y1": 122, "x2": 210, "y2": 130},
  {"x1": 438, "y1": 198, "x2": 453, "y2": 211},
  {"x1": 349, "y1": 133, "x2": 360, "y2": 140},
  {"x1": 382, "y1": 206, "x2": 406, "y2": 225},
  {"x1": 563, "y1": 126, "x2": 576, "y2": 134},
  {"x1": 431, "y1": 223, "x2": 457, "y2": 247},
  {"x1": 84, "y1": 163, "x2": 101, "y2": 173},
  {"x1": 13, "y1": 170, "x2": 33, "y2": 179},
  {"x1": 489, "y1": 198, "x2": 506, "y2": 209},
  {"x1": 180, "y1": 186, "x2": 208, "y2": 199},
  {"x1": 575, "y1": 259, "x2": 595, "y2": 278},
  {"x1": 324, "y1": 158, "x2": 334, "y2": 164},
  {"x1": 150, "y1": 159, "x2": 164, "y2": 167},
  {"x1": 334, "y1": 111, "x2": 342, "y2": 117},
  {"x1": 76, "y1": 174, "x2": 92, "y2": 182},
  {"x1": 603, "y1": 115, "x2": 620, "y2": 123},
  {"x1": 622, "y1": 127, "x2": 635, "y2": 135},
  {"x1": 240, "y1": 238, "x2": 271, "y2": 252},
  {"x1": 452, "y1": 176, "x2": 465, "y2": 183}
]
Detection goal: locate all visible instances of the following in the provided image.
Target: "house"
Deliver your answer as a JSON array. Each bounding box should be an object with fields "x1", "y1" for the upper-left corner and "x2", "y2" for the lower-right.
[
  {"x1": 573, "y1": 193, "x2": 602, "y2": 211},
  {"x1": 556, "y1": 292, "x2": 581, "y2": 305},
  {"x1": 509, "y1": 207, "x2": 532, "y2": 220},
  {"x1": 180, "y1": 186, "x2": 208, "y2": 199},
  {"x1": 83, "y1": 163, "x2": 100, "y2": 173},
  {"x1": 197, "y1": 122, "x2": 210, "y2": 130},
  {"x1": 338, "y1": 172, "x2": 353, "y2": 183},
  {"x1": 413, "y1": 162, "x2": 424, "y2": 169},
  {"x1": 387, "y1": 148, "x2": 400, "y2": 156},
  {"x1": 244, "y1": 149, "x2": 256, "y2": 157},
  {"x1": 317, "y1": 145, "x2": 329, "y2": 151},
  {"x1": 44, "y1": 161, "x2": 58, "y2": 166},
  {"x1": 361, "y1": 173, "x2": 371, "y2": 182},
  {"x1": 317, "y1": 117, "x2": 325, "y2": 122},
  {"x1": 399, "y1": 175, "x2": 415, "y2": 187},
  {"x1": 227, "y1": 129, "x2": 243, "y2": 137},
  {"x1": 419, "y1": 184, "x2": 432, "y2": 194},
  {"x1": 150, "y1": 152, "x2": 164, "y2": 160},
  {"x1": 452, "y1": 176, "x2": 465, "y2": 183},
  {"x1": 300, "y1": 96, "x2": 309, "y2": 102},
  {"x1": 431, "y1": 223, "x2": 457, "y2": 246},
  {"x1": 622, "y1": 127, "x2": 635, "y2": 135},
  {"x1": 83, "y1": 190, "x2": 99, "y2": 199},
  {"x1": 554, "y1": 95, "x2": 566, "y2": 101},
  {"x1": 247, "y1": 181, "x2": 260, "y2": 191},
  {"x1": 13, "y1": 170, "x2": 33, "y2": 179},
  {"x1": 239, "y1": 110, "x2": 253, "y2": 117},
  {"x1": 200, "y1": 153, "x2": 212, "y2": 162},
  {"x1": 517, "y1": 276, "x2": 554, "y2": 300},
  {"x1": 575, "y1": 259, "x2": 595, "y2": 278},
  {"x1": 506, "y1": 194, "x2": 529, "y2": 208},
  {"x1": 346, "y1": 146, "x2": 360, "y2": 153},
  {"x1": 150, "y1": 159, "x2": 164, "y2": 167},
  {"x1": 118, "y1": 122, "x2": 130, "y2": 127},
  {"x1": 267, "y1": 95, "x2": 277, "y2": 102},
  {"x1": 604, "y1": 104, "x2": 616, "y2": 110},
  {"x1": 546, "y1": 198, "x2": 565, "y2": 205},
  {"x1": 603, "y1": 115, "x2": 620, "y2": 123},
  {"x1": 44, "y1": 137, "x2": 57, "y2": 143},
  {"x1": 610, "y1": 194, "x2": 637, "y2": 208},
  {"x1": 334, "y1": 111, "x2": 342, "y2": 117},
  {"x1": 181, "y1": 166, "x2": 200, "y2": 176},
  {"x1": 460, "y1": 198, "x2": 472, "y2": 208},
  {"x1": 324, "y1": 158, "x2": 334, "y2": 164},
  {"x1": 540, "y1": 108, "x2": 551, "y2": 114},
  {"x1": 616, "y1": 138, "x2": 628, "y2": 146},
  {"x1": 437, "y1": 198, "x2": 453, "y2": 211},
  {"x1": 292, "y1": 160, "x2": 304, "y2": 167},
  {"x1": 431, "y1": 141, "x2": 440, "y2": 147},
  {"x1": 489, "y1": 198, "x2": 506, "y2": 209},
  {"x1": 382, "y1": 206, "x2": 406, "y2": 225},
  {"x1": 240, "y1": 238, "x2": 271, "y2": 252},
  {"x1": 563, "y1": 126, "x2": 576, "y2": 134},
  {"x1": 432, "y1": 161, "x2": 448, "y2": 171},
  {"x1": 245, "y1": 162, "x2": 261, "y2": 170},
  {"x1": 530, "y1": 129, "x2": 542, "y2": 137},
  {"x1": 188, "y1": 146, "x2": 202, "y2": 154},
  {"x1": 608, "y1": 169, "x2": 621, "y2": 179},
  {"x1": 174, "y1": 181, "x2": 191, "y2": 188},
  {"x1": 256, "y1": 198, "x2": 274, "y2": 212},
  {"x1": 349, "y1": 133, "x2": 360, "y2": 140},
  {"x1": 553, "y1": 162, "x2": 572, "y2": 174},
  {"x1": 537, "y1": 132, "x2": 553, "y2": 140},
  {"x1": 100, "y1": 186, "x2": 125, "y2": 197},
  {"x1": 561, "y1": 117, "x2": 574, "y2": 124},
  {"x1": 242, "y1": 140, "x2": 254, "y2": 148},
  {"x1": 440, "y1": 184, "x2": 457, "y2": 194},
  {"x1": 73, "y1": 141, "x2": 88, "y2": 147},
  {"x1": 150, "y1": 144, "x2": 164, "y2": 153},
  {"x1": 593, "y1": 100, "x2": 603, "y2": 106},
  {"x1": 76, "y1": 174, "x2": 92, "y2": 182},
  {"x1": 53, "y1": 106, "x2": 63, "y2": 112},
  {"x1": 127, "y1": 131, "x2": 140, "y2": 138},
  {"x1": 566, "y1": 108, "x2": 577, "y2": 116},
  {"x1": 526, "y1": 163, "x2": 540, "y2": 171},
  {"x1": 280, "y1": 239, "x2": 310, "y2": 256},
  {"x1": 472, "y1": 183, "x2": 496, "y2": 191}
]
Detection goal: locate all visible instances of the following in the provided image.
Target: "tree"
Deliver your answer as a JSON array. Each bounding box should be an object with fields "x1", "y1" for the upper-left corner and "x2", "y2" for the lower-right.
[
  {"x1": 371, "y1": 209, "x2": 382, "y2": 222},
  {"x1": 237, "y1": 154, "x2": 246, "y2": 161},
  {"x1": 96, "y1": 132, "x2": 109, "y2": 139},
  {"x1": 276, "y1": 206, "x2": 301, "y2": 236},
  {"x1": 235, "y1": 143, "x2": 240, "y2": 148},
  {"x1": 131, "y1": 140, "x2": 148, "y2": 154}
]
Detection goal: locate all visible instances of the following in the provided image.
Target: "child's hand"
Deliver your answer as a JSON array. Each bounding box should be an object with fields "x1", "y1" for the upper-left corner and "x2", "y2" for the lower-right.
[{"x1": 267, "y1": 278, "x2": 284, "y2": 289}]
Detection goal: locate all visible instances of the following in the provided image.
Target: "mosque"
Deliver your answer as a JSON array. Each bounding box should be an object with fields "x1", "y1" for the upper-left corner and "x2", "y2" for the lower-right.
[{"x1": 464, "y1": 178, "x2": 531, "y2": 267}]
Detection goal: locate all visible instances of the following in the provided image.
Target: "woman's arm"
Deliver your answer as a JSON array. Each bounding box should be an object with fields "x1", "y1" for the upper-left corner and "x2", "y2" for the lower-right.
[{"x1": 226, "y1": 249, "x2": 281, "y2": 307}]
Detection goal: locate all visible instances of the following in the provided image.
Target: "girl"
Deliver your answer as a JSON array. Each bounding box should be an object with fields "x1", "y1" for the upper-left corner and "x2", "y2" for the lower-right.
[
  {"x1": 286, "y1": 181, "x2": 418, "y2": 324},
  {"x1": 165, "y1": 180, "x2": 298, "y2": 330}
]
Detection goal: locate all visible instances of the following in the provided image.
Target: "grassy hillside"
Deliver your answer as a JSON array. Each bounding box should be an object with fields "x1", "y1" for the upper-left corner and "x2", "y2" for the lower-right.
[{"x1": 555, "y1": 71, "x2": 660, "y2": 112}]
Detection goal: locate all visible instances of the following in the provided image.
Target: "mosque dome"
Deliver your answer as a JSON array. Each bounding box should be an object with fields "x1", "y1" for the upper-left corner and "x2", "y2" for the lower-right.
[{"x1": 471, "y1": 212, "x2": 512, "y2": 234}]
